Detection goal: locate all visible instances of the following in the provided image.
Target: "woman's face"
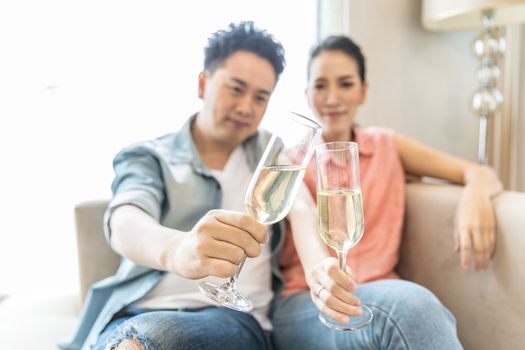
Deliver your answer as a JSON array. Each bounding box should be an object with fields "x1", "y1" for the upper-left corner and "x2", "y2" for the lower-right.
[{"x1": 306, "y1": 50, "x2": 367, "y2": 140}]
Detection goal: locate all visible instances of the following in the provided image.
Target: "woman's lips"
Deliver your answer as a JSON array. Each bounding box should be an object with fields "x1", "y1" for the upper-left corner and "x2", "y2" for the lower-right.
[{"x1": 324, "y1": 111, "x2": 345, "y2": 119}]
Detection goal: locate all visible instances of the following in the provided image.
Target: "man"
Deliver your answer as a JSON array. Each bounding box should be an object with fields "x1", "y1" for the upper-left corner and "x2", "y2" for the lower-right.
[{"x1": 59, "y1": 21, "x2": 289, "y2": 350}]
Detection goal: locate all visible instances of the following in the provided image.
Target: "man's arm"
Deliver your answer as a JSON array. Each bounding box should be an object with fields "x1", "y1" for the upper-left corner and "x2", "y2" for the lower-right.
[{"x1": 109, "y1": 204, "x2": 267, "y2": 279}]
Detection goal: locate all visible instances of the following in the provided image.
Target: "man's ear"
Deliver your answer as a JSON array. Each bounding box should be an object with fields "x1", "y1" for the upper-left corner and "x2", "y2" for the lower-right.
[{"x1": 198, "y1": 71, "x2": 207, "y2": 99}]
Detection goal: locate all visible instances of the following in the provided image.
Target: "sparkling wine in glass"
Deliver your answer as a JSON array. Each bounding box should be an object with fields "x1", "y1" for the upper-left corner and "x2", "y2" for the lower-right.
[
  {"x1": 199, "y1": 112, "x2": 322, "y2": 312},
  {"x1": 316, "y1": 141, "x2": 373, "y2": 330}
]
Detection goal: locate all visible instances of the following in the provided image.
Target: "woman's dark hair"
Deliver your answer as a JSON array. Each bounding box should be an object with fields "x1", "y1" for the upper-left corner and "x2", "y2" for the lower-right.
[
  {"x1": 204, "y1": 21, "x2": 286, "y2": 80},
  {"x1": 308, "y1": 35, "x2": 366, "y2": 82}
]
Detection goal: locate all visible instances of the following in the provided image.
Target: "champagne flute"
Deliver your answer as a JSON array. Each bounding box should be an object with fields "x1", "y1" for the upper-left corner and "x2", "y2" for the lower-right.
[
  {"x1": 315, "y1": 141, "x2": 373, "y2": 330},
  {"x1": 199, "y1": 112, "x2": 322, "y2": 312}
]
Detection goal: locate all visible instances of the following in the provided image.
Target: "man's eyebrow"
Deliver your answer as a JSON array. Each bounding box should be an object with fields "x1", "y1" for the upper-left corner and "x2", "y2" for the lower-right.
[
  {"x1": 257, "y1": 89, "x2": 271, "y2": 96},
  {"x1": 231, "y1": 77, "x2": 271, "y2": 96},
  {"x1": 231, "y1": 77, "x2": 248, "y2": 87}
]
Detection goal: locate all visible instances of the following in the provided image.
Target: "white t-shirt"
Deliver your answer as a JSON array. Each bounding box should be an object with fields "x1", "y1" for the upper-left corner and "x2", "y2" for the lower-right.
[{"x1": 133, "y1": 146, "x2": 274, "y2": 330}]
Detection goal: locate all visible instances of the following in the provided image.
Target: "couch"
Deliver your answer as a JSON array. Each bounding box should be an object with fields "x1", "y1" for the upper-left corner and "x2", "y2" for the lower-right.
[{"x1": 2, "y1": 182, "x2": 523, "y2": 349}]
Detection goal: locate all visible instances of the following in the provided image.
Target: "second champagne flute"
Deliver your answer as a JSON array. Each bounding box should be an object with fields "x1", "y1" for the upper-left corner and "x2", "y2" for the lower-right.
[
  {"x1": 316, "y1": 141, "x2": 373, "y2": 330},
  {"x1": 199, "y1": 112, "x2": 322, "y2": 312}
]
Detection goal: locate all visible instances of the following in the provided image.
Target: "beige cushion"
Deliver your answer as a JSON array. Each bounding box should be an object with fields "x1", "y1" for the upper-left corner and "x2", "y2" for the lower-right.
[{"x1": 398, "y1": 183, "x2": 525, "y2": 350}]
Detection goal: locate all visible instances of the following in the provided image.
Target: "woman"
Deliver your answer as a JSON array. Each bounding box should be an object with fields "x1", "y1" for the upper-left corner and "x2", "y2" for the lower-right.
[{"x1": 271, "y1": 35, "x2": 501, "y2": 350}]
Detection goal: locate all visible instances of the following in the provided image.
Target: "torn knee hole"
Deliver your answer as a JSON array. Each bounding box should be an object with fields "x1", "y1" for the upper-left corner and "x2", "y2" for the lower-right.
[{"x1": 113, "y1": 337, "x2": 143, "y2": 350}]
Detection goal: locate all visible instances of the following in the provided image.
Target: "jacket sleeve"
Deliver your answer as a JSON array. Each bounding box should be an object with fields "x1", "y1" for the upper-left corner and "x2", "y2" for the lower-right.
[{"x1": 103, "y1": 144, "x2": 166, "y2": 244}]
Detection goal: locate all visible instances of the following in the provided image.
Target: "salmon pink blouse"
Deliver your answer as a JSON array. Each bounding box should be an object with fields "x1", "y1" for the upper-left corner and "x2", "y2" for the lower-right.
[{"x1": 280, "y1": 127, "x2": 406, "y2": 295}]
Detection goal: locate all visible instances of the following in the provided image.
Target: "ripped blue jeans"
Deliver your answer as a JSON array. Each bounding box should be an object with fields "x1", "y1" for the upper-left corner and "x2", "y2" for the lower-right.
[
  {"x1": 271, "y1": 280, "x2": 463, "y2": 350},
  {"x1": 94, "y1": 306, "x2": 269, "y2": 350}
]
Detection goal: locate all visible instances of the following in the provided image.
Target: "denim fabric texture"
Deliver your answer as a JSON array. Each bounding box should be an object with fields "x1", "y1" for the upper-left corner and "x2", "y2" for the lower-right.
[
  {"x1": 271, "y1": 279, "x2": 463, "y2": 350},
  {"x1": 94, "y1": 306, "x2": 269, "y2": 350}
]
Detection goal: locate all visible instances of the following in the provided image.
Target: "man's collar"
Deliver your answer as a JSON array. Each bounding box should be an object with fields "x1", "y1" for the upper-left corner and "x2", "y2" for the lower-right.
[{"x1": 170, "y1": 112, "x2": 267, "y2": 173}]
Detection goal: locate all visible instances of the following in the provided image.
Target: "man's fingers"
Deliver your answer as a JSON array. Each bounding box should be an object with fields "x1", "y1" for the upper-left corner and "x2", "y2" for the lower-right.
[
  {"x1": 213, "y1": 210, "x2": 268, "y2": 244},
  {"x1": 207, "y1": 222, "x2": 262, "y2": 258},
  {"x1": 198, "y1": 212, "x2": 263, "y2": 257},
  {"x1": 204, "y1": 257, "x2": 239, "y2": 278},
  {"x1": 197, "y1": 239, "x2": 245, "y2": 265}
]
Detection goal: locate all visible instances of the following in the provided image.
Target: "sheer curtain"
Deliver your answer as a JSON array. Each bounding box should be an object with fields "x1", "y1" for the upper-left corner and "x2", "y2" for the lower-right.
[{"x1": 0, "y1": 0, "x2": 316, "y2": 297}]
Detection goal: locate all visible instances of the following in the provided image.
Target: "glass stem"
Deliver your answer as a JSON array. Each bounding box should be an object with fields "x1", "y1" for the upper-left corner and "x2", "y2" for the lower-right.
[
  {"x1": 336, "y1": 249, "x2": 348, "y2": 274},
  {"x1": 225, "y1": 255, "x2": 247, "y2": 290}
]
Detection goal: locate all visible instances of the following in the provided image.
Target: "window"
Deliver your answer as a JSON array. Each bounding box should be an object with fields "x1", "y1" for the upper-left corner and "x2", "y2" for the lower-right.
[{"x1": 0, "y1": 0, "x2": 317, "y2": 296}]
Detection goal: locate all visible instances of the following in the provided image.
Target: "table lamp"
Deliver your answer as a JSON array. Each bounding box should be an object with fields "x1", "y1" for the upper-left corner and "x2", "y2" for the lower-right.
[{"x1": 422, "y1": 0, "x2": 525, "y2": 164}]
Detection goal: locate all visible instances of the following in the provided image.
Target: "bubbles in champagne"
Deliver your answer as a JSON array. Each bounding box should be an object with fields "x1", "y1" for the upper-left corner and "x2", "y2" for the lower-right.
[
  {"x1": 317, "y1": 189, "x2": 364, "y2": 252},
  {"x1": 245, "y1": 165, "x2": 306, "y2": 224}
]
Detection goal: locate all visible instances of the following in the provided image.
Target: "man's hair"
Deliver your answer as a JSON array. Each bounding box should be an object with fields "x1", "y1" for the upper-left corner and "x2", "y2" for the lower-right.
[
  {"x1": 204, "y1": 21, "x2": 286, "y2": 80},
  {"x1": 308, "y1": 35, "x2": 366, "y2": 82}
]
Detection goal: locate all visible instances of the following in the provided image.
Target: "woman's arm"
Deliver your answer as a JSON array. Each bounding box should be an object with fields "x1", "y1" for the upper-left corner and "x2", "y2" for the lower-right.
[
  {"x1": 396, "y1": 133, "x2": 503, "y2": 270},
  {"x1": 287, "y1": 184, "x2": 362, "y2": 324}
]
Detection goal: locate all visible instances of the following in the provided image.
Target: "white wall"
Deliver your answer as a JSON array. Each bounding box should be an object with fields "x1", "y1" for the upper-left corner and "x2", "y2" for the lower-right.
[{"x1": 319, "y1": 0, "x2": 480, "y2": 160}]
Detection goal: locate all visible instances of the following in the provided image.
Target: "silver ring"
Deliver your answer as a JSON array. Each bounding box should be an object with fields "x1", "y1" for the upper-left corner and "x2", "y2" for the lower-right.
[{"x1": 315, "y1": 285, "x2": 325, "y2": 298}]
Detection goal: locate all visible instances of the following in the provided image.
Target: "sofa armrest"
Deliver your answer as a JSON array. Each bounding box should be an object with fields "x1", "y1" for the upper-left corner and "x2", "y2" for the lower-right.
[
  {"x1": 397, "y1": 182, "x2": 525, "y2": 350},
  {"x1": 75, "y1": 200, "x2": 120, "y2": 302}
]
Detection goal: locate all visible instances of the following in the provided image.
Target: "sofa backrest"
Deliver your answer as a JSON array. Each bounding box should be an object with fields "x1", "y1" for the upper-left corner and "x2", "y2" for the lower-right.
[{"x1": 74, "y1": 200, "x2": 118, "y2": 302}]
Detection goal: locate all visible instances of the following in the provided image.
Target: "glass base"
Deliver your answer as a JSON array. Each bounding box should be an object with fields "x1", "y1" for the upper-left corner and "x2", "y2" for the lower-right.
[
  {"x1": 199, "y1": 281, "x2": 253, "y2": 312},
  {"x1": 319, "y1": 304, "x2": 373, "y2": 331}
]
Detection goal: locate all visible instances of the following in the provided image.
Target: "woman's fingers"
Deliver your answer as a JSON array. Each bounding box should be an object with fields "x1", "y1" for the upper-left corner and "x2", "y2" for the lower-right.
[
  {"x1": 316, "y1": 272, "x2": 360, "y2": 307},
  {"x1": 311, "y1": 282, "x2": 363, "y2": 324},
  {"x1": 473, "y1": 227, "x2": 495, "y2": 270},
  {"x1": 459, "y1": 228, "x2": 472, "y2": 269},
  {"x1": 454, "y1": 185, "x2": 497, "y2": 271},
  {"x1": 309, "y1": 257, "x2": 363, "y2": 324},
  {"x1": 312, "y1": 290, "x2": 351, "y2": 324}
]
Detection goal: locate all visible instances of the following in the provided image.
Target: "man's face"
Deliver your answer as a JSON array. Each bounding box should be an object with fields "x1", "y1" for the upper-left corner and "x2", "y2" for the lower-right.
[{"x1": 197, "y1": 50, "x2": 277, "y2": 146}]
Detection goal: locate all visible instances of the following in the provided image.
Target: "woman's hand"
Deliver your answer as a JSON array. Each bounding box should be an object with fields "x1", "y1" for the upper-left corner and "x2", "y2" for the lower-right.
[
  {"x1": 454, "y1": 166, "x2": 501, "y2": 271},
  {"x1": 308, "y1": 257, "x2": 362, "y2": 324}
]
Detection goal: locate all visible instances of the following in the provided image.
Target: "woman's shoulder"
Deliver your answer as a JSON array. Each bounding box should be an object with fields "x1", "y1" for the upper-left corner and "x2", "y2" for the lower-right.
[{"x1": 354, "y1": 125, "x2": 397, "y2": 148}]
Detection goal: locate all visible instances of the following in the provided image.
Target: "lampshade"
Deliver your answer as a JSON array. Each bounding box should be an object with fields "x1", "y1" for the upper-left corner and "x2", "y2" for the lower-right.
[{"x1": 422, "y1": 0, "x2": 525, "y2": 31}]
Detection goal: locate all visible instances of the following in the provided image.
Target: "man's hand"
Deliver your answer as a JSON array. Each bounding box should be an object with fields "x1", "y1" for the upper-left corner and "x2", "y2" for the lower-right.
[
  {"x1": 308, "y1": 257, "x2": 362, "y2": 324},
  {"x1": 166, "y1": 210, "x2": 268, "y2": 279}
]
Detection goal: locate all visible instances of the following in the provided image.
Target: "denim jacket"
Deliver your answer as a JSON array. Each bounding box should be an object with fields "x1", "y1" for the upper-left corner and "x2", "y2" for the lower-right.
[{"x1": 58, "y1": 115, "x2": 286, "y2": 350}]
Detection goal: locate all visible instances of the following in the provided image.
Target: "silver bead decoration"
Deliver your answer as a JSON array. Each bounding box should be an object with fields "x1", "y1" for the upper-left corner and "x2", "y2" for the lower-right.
[
  {"x1": 477, "y1": 61, "x2": 500, "y2": 84},
  {"x1": 471, "y1": 88, "x2": 503, "y2": 116},
  {"x1": 472, "y1": 30, "x2": 505, "y2": 59}
]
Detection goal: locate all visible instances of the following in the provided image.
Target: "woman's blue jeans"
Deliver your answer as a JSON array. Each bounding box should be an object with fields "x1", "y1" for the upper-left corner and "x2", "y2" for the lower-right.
[
  {"x1": 94, "y1": 306, "x2": 269, "y2": 350},
  {"x1": 270, "y1": 280, "x2": 463, "y2": 350}
]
